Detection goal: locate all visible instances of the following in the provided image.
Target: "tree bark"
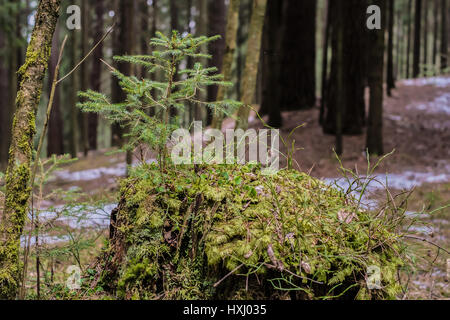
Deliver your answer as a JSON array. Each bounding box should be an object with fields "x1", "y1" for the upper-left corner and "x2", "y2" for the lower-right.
[
  {"x1": 211, "y1": 0, "x2": 241, "y2": 129},
  {"x1": 68, "y1": 25, "x2": 79, "y2": 158},
  {"x1": 441, "y1": 0, "x2": 448, "y2": 70},
  {"x1": 406, "y1": 0, "x2": 413, "y2": 78},
  {"x1": 236, "y1": 0, "x2": 267, "y2": 130},
  {"x1": 47, "y1": 24, "x2": 64, "y2": 156},
  {"x1": 423, "y1": 0, "x2": 429, "y2": 73},
  {"x1": 323, "y1": 0, "x2": 367, "y2": 136},
  {"x1": 319, "y1": 0, "x2": 331, "y2": 126},
  {"x1": 207, "y1": 0, "x2": 227, "y2": 126},
  {"x1": 278, "y1": 0, "x2": 317, "y2": 111},
  {"x1": 111, "y1": 0, "x2": 135, "y2": 147},
  {"x1": 367, "y1": 0, "x2": 386, "y2": 155},
  {"x1": 261, "y1": 0, "x2": 283, "y2": 128},
  {"x1": 432, "y1": 0, "x2": 439, "y2": 68},
  {"x1": 88, "y1": 0, "x2": 105, "y2": 151},
  {"x1": 0, "y1": 0, "x2": 61, "y2": 300},
  {"x1": 387, "y1": 0, "x2": 395, "y2": 95},
  {"x1": 0, "y1": 24, "x2": 10, "y2": 170},
  {"x1": 413, "y1": 0, "x2": 422, "y2": 78}
]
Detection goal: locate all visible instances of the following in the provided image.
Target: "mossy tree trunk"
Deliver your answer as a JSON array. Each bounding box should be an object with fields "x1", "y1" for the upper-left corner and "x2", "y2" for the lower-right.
[
  {"x1": 0, "y1": 0, "x2": 61, "y2": 300},
  {"x1": 211, "y1": 0, "x2": 241, "y2": 129},
  {"x1": 236, "y1": 0, "x2": 267, "y2": 130}
]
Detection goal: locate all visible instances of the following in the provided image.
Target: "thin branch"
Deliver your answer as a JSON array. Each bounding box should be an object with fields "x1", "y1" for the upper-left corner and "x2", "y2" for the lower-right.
[
  {"x1": 403, "y1": 235, "x2": 450, "y2": 254},
  {"x1": 213, "y1": 264, "x2": 244, "y2": 288},
  {"x1": 57, "y1": 23, "x2": 115, "y2": 85}
]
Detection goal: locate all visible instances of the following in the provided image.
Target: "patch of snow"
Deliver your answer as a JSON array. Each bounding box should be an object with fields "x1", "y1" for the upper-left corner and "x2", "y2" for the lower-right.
[
  {"x1": 31, "y1": 203, "x2": 116, "y2": 230},
  {"x1": 20, "y1": 235, "x2": 71, "y2": 247},
  {"x1": 325, "y1": 169, "x2": 450, "y2": 194},
  {"x1": 51, "y1": 159, "x2": 157, "y2": 182},
  {"x1": 401, "y1": 76, "x2": 450, "y2": 88},
  {"x1": 406, "y1": 93, "x2": 450, "y2": 115},
  {"x1": 407, "y1": 225, "x2": 436, "y2": 235},
  {"x1": 53, "y1": 163, "x2": 127, "y2": 181}
]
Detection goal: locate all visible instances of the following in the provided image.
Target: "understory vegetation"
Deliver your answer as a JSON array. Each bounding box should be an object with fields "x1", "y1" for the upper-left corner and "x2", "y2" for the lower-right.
[{"x1": 85, "y1": 162, "x2": 412, "y2": 300}]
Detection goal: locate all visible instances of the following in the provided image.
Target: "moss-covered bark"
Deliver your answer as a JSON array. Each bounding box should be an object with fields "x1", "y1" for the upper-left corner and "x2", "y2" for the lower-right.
[
  {"x1": 236, "y1": 0, "x2": 267, "y2": 130},
  {"x1": 93, "y1": 164, "x2": 407, "y2": 300},
  {"x1": 0, "y1": 0, "x2": 61, "y2": 300}
]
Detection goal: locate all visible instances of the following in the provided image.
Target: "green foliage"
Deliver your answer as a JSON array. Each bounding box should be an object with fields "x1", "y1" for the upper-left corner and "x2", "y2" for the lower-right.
[
  {"x1": 77, "y1": 31, "x2": 241, "y2": 168},
  {"x1": 20, "y1": 155, "x2": 110, "y2": 299},
  {"x1": 92, "y1": 163, "x2": 409, "y2": 300}
]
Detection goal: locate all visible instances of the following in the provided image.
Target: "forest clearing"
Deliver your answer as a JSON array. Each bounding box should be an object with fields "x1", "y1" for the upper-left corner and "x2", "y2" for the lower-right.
[{"x1": 0, "y1": 0, "x2": 449, "y2": 305}]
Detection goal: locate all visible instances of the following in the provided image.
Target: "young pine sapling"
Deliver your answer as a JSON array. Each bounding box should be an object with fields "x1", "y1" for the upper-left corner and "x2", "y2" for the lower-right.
[{"x1": 77, "y1": 31, "x2": 241, "y2": 172}]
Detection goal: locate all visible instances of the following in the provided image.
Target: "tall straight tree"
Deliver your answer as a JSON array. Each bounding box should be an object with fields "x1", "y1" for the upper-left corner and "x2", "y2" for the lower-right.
[
  {"x1": 406, "y1": 0, "x2": 413, "y2": 78},
  {"x1": 111, "y1": 0, "x2": 135, "y2": 147},
  {"x1": 319, "y1": 0, "x2": 331, "y2": 125},
  {"x1": 211, "y1": 0, "x2": 241, "y2": 129},
  {"x1": 367, "y1": 0, "x2": 386, "y2": 155},
  {"x1": 423, "y1": 0, "x2": 429, "y2": 72},
  {"x1": 387, "y1": 0, "x2": 395, "y2": 95},
  {"x1": 236, "y1": 0, "x2": 268, "y2": 130},
  {"x1": 47, "y1": 24, "x2": 64, "y2": 156},
  {"x1": 88, "y1": 0, "x2": 104, "y2": 151},
  {"x1": 432, "y1": 0, "x2": 439, "y2": 68},
  {"x1": 0, "y1": 20, "x2": 10, "y2": 170},
  {"x1": 79, "y1": 0, "x2": 90, "y2": 156},
  {"x1": 261, "y1": 0, "x2": 283, "y2": 128},
  {"x1": 278, "y1": 0, "x2": 317, "y2": 111},
  {"x1": 207, "y1": 0, "x2": 226, "y2": 126},
  {"x1": 413, "y1": 0, "x2": 422, "y2": 78},
  {"x1": 0, "y1": 0, "x2": 61, "y2": 299},
  {"x1": 441, "y1": 0, "x2": 448, "y2": 70},
  {"x1": 323, "y1": 0, "x2": 367, "y2": 135}
]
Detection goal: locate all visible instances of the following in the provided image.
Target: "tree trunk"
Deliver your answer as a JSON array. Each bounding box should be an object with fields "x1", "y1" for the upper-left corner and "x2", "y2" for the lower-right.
[
  {"x1": 441, "y1": 0, "x2": 448, "y2": 70},
  {"x1": 387, "y1": 0, "x2": 395, "y2": 95},
  {"x1": 194, "y1": 0, "x2": 207, "y2": 122},
  {"x1": 413, "y1": 0, "x2": 422, "y2": 78},
  {"x1": 262, "y1": 0, "x2": 283, "y2": 128},
  {"x1": 68, "y1": 27, "x2": 79, "y2": 158},
  {"x1": 323, "y1": 0, "x2": 367, "y2": 136},
  {"x1": 211, "y1": 0, "x2": 241, "y2": 129},
  {"x1": 367, "y1": 0, "x2": 386, "y2": 155},
  {"x1": 422, "y1": 0, "x2": 429, "y2": 73},
  {"x1": 111, "y1": 0, "x2": 135, "y2": 147},
  {"x1": 79, "y1": 0, "x2": 90, "y2": 156},
  {"x1": 334, "y1": 0, "x2": 345, "y2": 155},
  {"x1": 207, "y1": 0, "x2": 227, "y2": 126},
  {"x1": 236, "y1": 0, "x2": 267, "y2": 130},
  {"x1": 0, "y1": 25, "x2": 10, "y2": 170},
  {"x1": 278, "y1": 0, "x2": 317, "y2": 111},
  {"x1": 236, "y1": 0, "x2": 252, "y2": 103},
  {"x1": 47, "y1": 24, "x2": 64, "y2": 156},
  {"x1": 88, "y1": 0, "x2": 104, "y2": 151},
  {"x1": 0, "y1": 0, "x2": 61, "y2": 300},
  {"x1": 406, "y1": 0, "x2": 413, "y2": 78},
  {"x1": 432, "y1": 0, "x2": 439, "y2": 68},
  {"x1": 319, "y1": 0, "x2": 331, "y2": 126}
]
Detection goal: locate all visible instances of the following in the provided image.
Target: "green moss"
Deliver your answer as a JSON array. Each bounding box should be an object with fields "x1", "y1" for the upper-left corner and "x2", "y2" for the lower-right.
[{"x1": 95, "y1": 164, "x2": 408, "y2": 300}]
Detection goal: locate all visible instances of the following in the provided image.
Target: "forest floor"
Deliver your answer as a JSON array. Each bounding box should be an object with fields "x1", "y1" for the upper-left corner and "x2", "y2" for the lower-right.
[{"x1": 32, "y1": 76, "x2": 450, "y2": 299}]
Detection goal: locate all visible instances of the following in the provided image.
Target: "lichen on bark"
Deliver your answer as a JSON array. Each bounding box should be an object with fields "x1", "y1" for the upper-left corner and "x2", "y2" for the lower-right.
[{"x1": 0, "y1": 0, "x2": 61, "y2": 300}]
